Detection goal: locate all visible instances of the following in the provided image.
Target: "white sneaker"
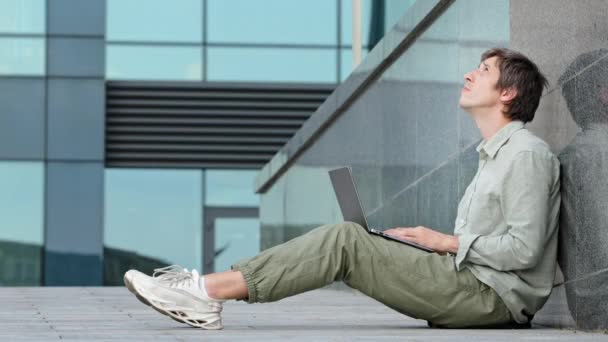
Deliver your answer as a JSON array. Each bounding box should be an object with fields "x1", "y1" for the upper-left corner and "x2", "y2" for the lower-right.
[
  {"x1": 126, "y1": 266, "x2": 224, "y2": 329},
  {"x1": 124, "y1": 265, "x2": 188, "y2": 308}
]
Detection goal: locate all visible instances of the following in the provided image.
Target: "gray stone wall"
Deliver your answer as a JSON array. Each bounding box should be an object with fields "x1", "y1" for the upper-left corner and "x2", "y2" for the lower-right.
[{"x1": 511, "y1": 0, "x2": 608, "y2": 331}]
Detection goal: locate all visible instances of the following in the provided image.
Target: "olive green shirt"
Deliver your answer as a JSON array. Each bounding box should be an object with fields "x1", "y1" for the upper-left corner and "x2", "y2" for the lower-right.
[{"x1": 454, "y1": 120, "x2": 561, "y2": 324}]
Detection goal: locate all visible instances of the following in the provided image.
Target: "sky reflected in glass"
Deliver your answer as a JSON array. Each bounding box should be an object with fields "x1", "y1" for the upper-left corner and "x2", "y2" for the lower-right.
[
  {"x1": 208, "y1": 47, "x2": 336, "y2": 83},
  {"x1": 104, "y1": 169, "x2": 203, "y2": 271},
  {"x1": 208, "y1": 0, "x2": 336, "y2": 45},
  {"x1": 102, "y1": 0, "x2": 416, "y2": 84},
  {"x1": 214, "y1": 218, "x2": 260, "y2": 272},
  {"x1": 106, "y1": 45, "x2": 202, "y2": 80},
  {"x1": 341, "y1": 0, "x2": 416, "y2": 46},
  {"x1": 205, "y1": 170, "x2": 260, "y2": 207},
  {"x1": 106, "y1": 0, "x2": 202, "y2": 42},
  {"x1": 0, "y1": 162, "x2": 44, "y2": 245},
  {"x1": 0, "y1": 38, "x2": 45, "y2": 75},
  {"x1": 0, "y1": 0, "x2": 45, "y2": 34},
  {"x1": 340, "y1": 47, "x2": 369, "y2": 81}
]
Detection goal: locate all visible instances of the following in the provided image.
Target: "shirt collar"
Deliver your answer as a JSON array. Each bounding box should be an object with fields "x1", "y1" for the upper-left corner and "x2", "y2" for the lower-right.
[{"x1": 476, "y1": 120, "x2": 525, "y2": 159}]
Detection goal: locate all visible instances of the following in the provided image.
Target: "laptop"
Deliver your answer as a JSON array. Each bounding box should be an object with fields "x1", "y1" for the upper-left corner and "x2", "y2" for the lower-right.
[{"x1": 329, "y1": 167, "x2": 434, "y2": 253}]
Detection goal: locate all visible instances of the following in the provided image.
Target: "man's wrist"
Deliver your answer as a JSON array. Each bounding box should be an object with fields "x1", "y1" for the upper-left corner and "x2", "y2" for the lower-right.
[{"x1": 444, "y1": 235, "x2": 459, "y2": 254}]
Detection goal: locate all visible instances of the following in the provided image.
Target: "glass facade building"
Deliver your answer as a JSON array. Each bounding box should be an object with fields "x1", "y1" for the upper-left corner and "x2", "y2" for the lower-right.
[
  {"x1": 105, "y1": 0, "x2": 415, "y2": 83},
  {"x1": 2, "y1": 0, "x2": 607, "y2": 332},
  {"x1": 0, "y1": 0, "x2": 410, "y2": 286}
]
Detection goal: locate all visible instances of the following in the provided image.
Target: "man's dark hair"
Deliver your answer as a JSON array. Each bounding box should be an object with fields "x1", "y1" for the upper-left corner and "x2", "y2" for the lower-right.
[
  {"x1": 558, "y1": 49, "x2": 608, "y2": 129},
  {"x1": 481, "y1": 48, "x2": 549, "y2": 123}
]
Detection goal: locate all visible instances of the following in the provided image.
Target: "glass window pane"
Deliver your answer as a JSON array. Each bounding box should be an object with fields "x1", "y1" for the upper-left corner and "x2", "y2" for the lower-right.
[
  {"x1": 107, "y1": 0, "x2": 202, "y2": 42},
  {"x1": 208, "y1": 0, "x2": 336, "y2": 45},
  {"x1": 0, "y1": 38, "x2": 45, "y2": 76},
  {"x1": 208, "y1": 47, "x2": 337, "y2": 83},
  {"x1": 340, "y1": 0, "x2": 372, "y2": 46},
  {"x1": 103, "y1": 169, "x2": 203, "y2": 284},
  {"x1": 205, "y1": 170, "x2": 260, "y2": 207},
  {"x1": 214, "y1": 218, "x2": 260, "y2": 272},
  {"x1": 341, "y1": 0, "x2": 416, "y2": 46},
  {"x1": 0, "y1": 0, "x2": 45, "y2": 34},
  {"x1": 0, "y1": 78, "x2": 45, "y2": 159},
  {"x1": 340, "y1": 47, "x2": 369, "y2": 81},
  {"x1": 0, "y1": 161, "x2": 44, "y2": 286},
  {"x1": 106, "y1": 45, "x2": 202, "y2": 81}
]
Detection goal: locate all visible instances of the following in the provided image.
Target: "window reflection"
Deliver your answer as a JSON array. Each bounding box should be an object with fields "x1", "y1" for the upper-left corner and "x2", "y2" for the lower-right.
[
  {"x1": 103, "y1": 169, "x2": 203, "y2": 285},
  {"x1": 0, "y1": 38, "x2": 45, "y2": 75},
  {"x1": 214, "y1": 218, "x2": 260, "y2": 272},
  {"x1": 208, "y1": 47, "x2": 336, "y2": 83},
  {"x1": 340, "y1": 47, "x2": 369, "y2": 81},
  {"x1": 106, "y1": 0, "x2": 202, "y2": 42},
  {"x1": 102, "y1": 0, "x2": 407, "y2": 84},
  {"x1": 0, "y1": 161, "x2": 44, "y2": 286},
  {"x1": 208, "y1": 0, "x2": 336, "y2": 45},
  {"x1": 340, "y1": 0, "x2": 373, "y2": 46},
  {"x1": 0, "y1": 0, "x2": 45, "y2": 34},
  {"x1": 340, "y1": 0, "x2": 416, "y2": 46},
  {"x1": 106, "y1": 45, "x2": 202, "y2": 80},
  {"x1": 205, "y1": 170, "x2": 260, "y2": 207}
]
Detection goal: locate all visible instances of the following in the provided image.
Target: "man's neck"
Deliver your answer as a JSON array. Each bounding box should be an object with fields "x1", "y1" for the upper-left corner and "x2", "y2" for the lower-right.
[{"x1": 471, "y1": 110, "x2": 513, "y2": 141}]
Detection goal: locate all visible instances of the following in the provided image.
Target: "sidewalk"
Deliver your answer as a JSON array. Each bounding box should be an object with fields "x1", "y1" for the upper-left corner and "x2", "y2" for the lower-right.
[{"x1": 1, "y1": 287, "x2": 605, "y2": 341}]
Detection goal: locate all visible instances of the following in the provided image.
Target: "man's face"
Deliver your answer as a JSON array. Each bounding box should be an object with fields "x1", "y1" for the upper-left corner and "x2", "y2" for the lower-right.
[{"x1": 459, "y1": 56, "x2": 502, "y2": 113}]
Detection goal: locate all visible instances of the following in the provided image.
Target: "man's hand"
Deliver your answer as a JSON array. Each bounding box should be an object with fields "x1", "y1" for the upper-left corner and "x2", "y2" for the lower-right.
[{"x1": 384, "y1": 226, "x2": 459, "y2": 254}]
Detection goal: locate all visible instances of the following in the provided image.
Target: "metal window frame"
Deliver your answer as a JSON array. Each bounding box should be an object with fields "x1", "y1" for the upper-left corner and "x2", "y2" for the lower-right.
[{"x1": 203, "y1": 206, "x2": 259, "y2": 274}]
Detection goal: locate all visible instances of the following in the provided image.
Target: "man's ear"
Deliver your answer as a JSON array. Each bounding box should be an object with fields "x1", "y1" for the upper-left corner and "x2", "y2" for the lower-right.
[{"x1": 500, "y1": 87, "x2": 518, "y2": 104}]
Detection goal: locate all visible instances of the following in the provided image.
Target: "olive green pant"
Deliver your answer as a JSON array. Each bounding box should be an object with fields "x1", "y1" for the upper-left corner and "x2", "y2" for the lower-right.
[{"x1": 231, "y1": 221, "x2": 514, "y2": 328}]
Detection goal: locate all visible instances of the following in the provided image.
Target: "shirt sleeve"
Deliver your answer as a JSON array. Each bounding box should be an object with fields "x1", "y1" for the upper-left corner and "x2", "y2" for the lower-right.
[{"x1": 455, "y1": 151, "x2": 559, "y2": 272}]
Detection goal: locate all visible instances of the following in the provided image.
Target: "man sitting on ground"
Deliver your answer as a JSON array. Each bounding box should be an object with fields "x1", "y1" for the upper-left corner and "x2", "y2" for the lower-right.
[{"x1": 124, "y1": 48, "x2": 559, "y2": 330}]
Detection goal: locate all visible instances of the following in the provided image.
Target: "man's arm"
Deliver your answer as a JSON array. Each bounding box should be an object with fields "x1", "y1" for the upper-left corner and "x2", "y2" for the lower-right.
[
  {"x1": 384, "y1": 226, "x2": 459, "y2": 254},
  {"x1": 386, "y1": 151, "x2": 558, "y2": 270},
  {"x1": 454, "y1": 151, "x2": 559, "y2": 271}
]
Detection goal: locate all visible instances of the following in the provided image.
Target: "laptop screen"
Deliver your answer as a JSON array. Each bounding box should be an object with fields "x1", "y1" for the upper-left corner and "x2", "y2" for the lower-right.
[{"x1": 328, "y1": 167, "x2": 370, "y2": 230}]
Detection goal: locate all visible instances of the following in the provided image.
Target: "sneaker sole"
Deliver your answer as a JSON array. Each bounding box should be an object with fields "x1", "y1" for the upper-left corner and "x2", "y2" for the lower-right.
[
  {"x1": 124, "y1": 274, "x2": 152, "y2": 307},
  {"x1": 128, "y1": 278, "x2": 222, "y2": 330}
]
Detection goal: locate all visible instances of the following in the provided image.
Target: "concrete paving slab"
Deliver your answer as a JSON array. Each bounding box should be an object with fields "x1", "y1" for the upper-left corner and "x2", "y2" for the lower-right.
[{"x1": 0, "y1": 287, "x2": 606, "y2": 341}]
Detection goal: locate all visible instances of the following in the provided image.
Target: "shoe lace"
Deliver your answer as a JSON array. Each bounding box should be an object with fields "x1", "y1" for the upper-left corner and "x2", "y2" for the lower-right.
[
  {"x1": 153, "y1": 264, "x2": 187, "y2": 279},
  {"x1": 153, "y1": 265, "x2": 196, "y2": 287}
]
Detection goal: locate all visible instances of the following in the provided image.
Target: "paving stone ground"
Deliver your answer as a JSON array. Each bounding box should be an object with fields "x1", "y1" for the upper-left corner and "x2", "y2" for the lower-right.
[{"x1": 1, "y1": 287, "x2": 607, "y2": 341}]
